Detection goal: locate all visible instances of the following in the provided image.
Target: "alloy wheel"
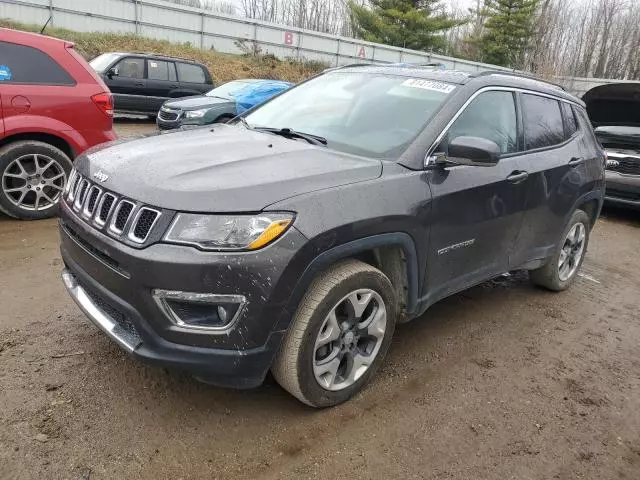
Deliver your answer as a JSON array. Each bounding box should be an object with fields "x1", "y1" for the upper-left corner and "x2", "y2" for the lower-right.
[
  {"x1": 558, "y1": 222, "x2": 586, "y2": 282},
  {"x1": 1, "y1": 154, "x2": 66, "y2": 212},
  {"x1": 313, "y1": 289, "x2": 387, "y2": 391}
]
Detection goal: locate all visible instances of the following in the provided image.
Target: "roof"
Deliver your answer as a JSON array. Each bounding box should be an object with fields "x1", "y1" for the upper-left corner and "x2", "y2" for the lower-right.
[
  {"x1": 330, "y1": 63, "x2": 582, "y2": 104},
  {"x1": 1, "y1": 27, "x2": 72, "y2": 48},
  {"x1": 106, "y1": 51, "x2": 201, "y2": 64},
  {"x1": 333, "y1": 64, "x2": 472, "y2": 84}
]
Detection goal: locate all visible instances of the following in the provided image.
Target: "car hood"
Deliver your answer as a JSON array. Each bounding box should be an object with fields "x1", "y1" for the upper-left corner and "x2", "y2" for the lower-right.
[
  {"x1": 76, "y1": 125, "x2": 383, "y2": 212},
  {"x1": 163, "y1": 95, "x2": 232, "y2": 111}
]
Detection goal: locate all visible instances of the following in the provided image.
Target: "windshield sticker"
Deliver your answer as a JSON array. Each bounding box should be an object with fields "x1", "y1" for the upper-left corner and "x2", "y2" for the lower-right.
[
  {"x1": 0, "y1": 65, "x2": 12, "y2": 81},
  {"x1": 402, "y1": 78, "x2": 455, "y2": 94}
]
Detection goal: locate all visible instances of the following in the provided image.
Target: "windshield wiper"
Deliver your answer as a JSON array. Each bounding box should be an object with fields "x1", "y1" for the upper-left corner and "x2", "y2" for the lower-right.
[{"x1": 253, "y1": 127, "x2": 327, "y2": 146}]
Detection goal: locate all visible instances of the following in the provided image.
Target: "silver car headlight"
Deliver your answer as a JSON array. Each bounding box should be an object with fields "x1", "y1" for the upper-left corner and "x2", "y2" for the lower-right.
[
  {"x1": 184, "y1": 108, "x2": 208, "y2": 119},
  {"x1": 164, "y1": 213, "x2": 294, "y2": 251}
]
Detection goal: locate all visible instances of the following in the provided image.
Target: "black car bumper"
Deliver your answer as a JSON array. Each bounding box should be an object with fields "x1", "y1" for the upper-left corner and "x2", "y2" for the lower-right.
[
  {"x1": 59, "y1": 207, "x2": 310, "y2": 388},
  {"x1": 605, "y1": 171, "x2": 640, "y2": 209}
]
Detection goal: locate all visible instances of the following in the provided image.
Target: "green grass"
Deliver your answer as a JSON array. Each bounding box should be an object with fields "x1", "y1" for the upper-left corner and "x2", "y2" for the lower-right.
[{"x1": 0, "y1": 19, "x2": 327, "y2": 84}]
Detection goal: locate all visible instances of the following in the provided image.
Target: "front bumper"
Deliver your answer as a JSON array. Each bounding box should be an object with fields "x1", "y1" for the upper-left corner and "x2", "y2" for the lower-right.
[
  {"x1": 59, "y1": 203, "x2": 310, "y2": 388},
  {"x1": 605, "y1": 171, "x2": 640, "y2": 209}
]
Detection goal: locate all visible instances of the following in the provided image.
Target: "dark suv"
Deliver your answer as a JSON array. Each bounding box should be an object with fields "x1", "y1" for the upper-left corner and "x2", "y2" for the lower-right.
[
  {"x1": 89, "y1": 52, "x2": 214, "y2": 116},
  {"x1": 58, "y1": 66, "x2": 605, "y2": 407}
]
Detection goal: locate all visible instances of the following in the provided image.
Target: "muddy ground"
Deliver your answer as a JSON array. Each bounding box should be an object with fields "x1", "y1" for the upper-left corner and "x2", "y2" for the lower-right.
[{"x1": 0, "y1": 120, "x2": 639, "y2": 480}]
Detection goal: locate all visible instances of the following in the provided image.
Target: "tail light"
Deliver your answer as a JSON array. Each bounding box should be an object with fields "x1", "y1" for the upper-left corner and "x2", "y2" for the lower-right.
[{"x1": 91, "y1": 92, "x2": 114, "y2": 117}]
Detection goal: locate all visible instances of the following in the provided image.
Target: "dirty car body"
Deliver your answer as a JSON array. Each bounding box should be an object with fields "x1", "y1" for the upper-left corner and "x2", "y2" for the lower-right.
[{"x1": 59, "y1": 66, "x2": 605, "y2": 406}]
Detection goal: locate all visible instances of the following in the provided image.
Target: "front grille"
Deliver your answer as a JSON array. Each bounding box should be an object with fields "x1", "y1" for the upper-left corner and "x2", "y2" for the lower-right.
[
  {"x1": 63, "y1": 170, "x2": 162, "y2": 247},
  {"x1": 112, "y1": 201, "x2": 135, "y2": 233},
  {"x1": 130, "y1": 208, "x2": 160, "y2": 243},
  {"x1": 96, "y1": 193, "x2": 116, "y2": 226},
  {"x1": 81, "y1": 283, "x2": 141, "y2": 341},
  {"x1": 606, "y1": 153, "x2": 640, "y2": 176},
  {"x1": 159, "y1": 109, "x2": 179, "y2": 121},
  {"x1": 83, "y1": 186, "x2": 102, "y2": 218}
]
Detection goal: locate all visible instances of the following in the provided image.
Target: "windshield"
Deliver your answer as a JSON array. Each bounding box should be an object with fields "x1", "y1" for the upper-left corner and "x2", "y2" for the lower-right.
[
  {"x1": 89, "y1": 53, "x2": 122, "y2": 73},
  {"x1": 244, "y1": 72, "x2": 455, "y2": 159},
  {"x1": 206, "y1": 80, "x2": 255, "y2": 99}
]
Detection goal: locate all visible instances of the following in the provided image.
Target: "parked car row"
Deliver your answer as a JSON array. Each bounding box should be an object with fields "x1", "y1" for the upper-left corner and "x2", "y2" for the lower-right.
[{"x1": 0, "y1": 30, "x2": 292, "y2": 220}]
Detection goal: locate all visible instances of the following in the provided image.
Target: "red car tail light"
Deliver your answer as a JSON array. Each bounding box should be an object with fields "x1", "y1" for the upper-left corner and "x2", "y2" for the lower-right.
[{"x1": 91, "y1": 92, "x2": 114, "y2": 117}]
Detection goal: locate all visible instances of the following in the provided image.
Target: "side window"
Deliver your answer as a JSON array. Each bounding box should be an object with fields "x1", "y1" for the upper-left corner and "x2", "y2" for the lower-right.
[
  {"x1": 0, "y1": 41, "x2": 74, "y2": 85},
  {"x1": 147, "y1": 60, "x2": 173, "y2": 81},
  {"x1": 114, "y1": 58, "x2": 144, "y2": 79},
  {"x1": 176, "y1": 63, "x2": 206, "y2": 84},
  {"x1": 561, "y1": 102, "x2": 578, "y2": 138},
  {"x1": 522, "y1": 94, "x2": 565, "y2": 150},
  {"x1": 447, "y1": 91, "x2": 517, "y2": 154}
]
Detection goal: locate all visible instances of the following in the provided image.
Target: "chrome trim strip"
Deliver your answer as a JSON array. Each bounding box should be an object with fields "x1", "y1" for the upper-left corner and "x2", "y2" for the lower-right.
[
  {"x1": 64, "y1": 169, "x2": 78, "y2": 199},
  {"x1": 127, "y1": 207, "x2": 162, "y2": 244},
  {"x1": 152, "y1": 289, "x2": 247, "y2": 333},
  {"x1": 108, "y1": 199, "x2": 136, "y2": 235},
  {"x1": 62, "y1": 270, "x2": 140, "y2": 353},
  {"x1": 424, "y1": 86, "x2": 583, "y2": 167},
  {"x1": 606, "y1": 151, "x2": 640, "y2": 161},
  {"x1": 73, "y1": 179, "x2": 89, "y2": 210},
  {"x1": 94, "y1": 192, "x2": 118, "y2": 227},
  {"x1": 82, "y1": 185, "x2": 102, "y2": 219}
]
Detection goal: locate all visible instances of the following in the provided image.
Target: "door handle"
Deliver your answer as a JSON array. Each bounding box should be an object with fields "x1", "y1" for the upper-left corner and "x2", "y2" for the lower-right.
[
  {"x1": 134, "y1": 82, "x2": 144, "y2": 86},
  {"x1": 568, "y1": 157, "x2": 585, "y2": 167},
  {"x1": 169, "y1": 84, "x2": 179, "y2": 88},
  {"x1": 506, "y1": 171, "x2": 529, "y2": 184}
]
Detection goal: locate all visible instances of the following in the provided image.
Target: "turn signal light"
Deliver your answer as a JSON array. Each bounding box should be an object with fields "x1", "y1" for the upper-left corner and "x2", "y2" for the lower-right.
[{"x1": 248, "y1": 219, "x2": 292, "y2": 250}]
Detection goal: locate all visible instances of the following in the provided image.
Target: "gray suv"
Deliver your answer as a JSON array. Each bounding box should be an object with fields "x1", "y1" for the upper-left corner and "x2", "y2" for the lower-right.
[{"x1": 58, "y1": 66, "x2": 605, "y2": 407}]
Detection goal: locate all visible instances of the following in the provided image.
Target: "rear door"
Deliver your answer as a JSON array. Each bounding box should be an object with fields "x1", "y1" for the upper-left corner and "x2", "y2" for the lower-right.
[
  {"x1": 512, "y1": 94, "x2": 586, "y2": 264},
  {"x1": 0, "y1": 90, "x2": 4, "y2": 138},
  {"x1": 145, "y1": 59, "x2": 178, "y2": 111},
  {"x1": 176, "y1": 62, "x2": 210, "y2": 95},
  {"x1": 106, "y1": 57, "x2": 148, "y2": 113},
  {"x1": 425, "y1": 89, "x2": 529, "y2": 302}
]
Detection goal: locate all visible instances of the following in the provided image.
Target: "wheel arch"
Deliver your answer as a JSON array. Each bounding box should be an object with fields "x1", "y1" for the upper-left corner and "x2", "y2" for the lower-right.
[
  {"x1": 0, "y1": 132, "x2": 75, "y2": 160},
  {"x1": 277, "y1": 233, "x2": 420, "y2": 332},
  {"x1": 574, "y1": 191, "x2": 603, "y2": 229}
]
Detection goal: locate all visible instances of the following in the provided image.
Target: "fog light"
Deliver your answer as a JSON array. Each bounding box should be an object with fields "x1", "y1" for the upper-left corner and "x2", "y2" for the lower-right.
[{"x1": 153, "y1": 290, "x2": 246, "y2": 332}]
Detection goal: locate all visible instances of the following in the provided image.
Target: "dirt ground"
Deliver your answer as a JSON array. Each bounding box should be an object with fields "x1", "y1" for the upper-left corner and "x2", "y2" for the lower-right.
[{"x1": 1, "y1": 121, "x2": 639, "y2": 480}]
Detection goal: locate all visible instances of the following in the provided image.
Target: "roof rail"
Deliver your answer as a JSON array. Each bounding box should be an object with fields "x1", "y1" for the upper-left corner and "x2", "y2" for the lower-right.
[
  {"x1": 130, "y1": 52, "x2": 197, "y2": 63},
  {"x1": 472, "y1": 70, "x2": 565, "y2": 91}
]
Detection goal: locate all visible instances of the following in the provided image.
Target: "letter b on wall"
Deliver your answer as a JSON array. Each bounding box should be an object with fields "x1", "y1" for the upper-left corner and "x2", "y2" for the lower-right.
[{"x1": 284, "y1": 31, "x2": 294, "y2": 45}]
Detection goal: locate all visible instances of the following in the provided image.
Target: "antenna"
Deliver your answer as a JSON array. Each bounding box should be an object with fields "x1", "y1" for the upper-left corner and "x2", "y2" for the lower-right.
[{"x1": 40, "y1": 16, "x2": 52, "y2": 35}]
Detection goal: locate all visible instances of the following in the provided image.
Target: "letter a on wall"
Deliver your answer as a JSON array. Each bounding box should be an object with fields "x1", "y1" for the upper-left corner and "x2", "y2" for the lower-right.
[{"x1": 357, "y1": 46, "x2": 366, "y2": 59}]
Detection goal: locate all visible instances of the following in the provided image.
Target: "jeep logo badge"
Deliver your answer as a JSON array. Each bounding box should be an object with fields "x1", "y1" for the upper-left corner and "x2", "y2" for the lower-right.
[{"x1": 93, "y1": 170, "x2": 109, "y2": 182}]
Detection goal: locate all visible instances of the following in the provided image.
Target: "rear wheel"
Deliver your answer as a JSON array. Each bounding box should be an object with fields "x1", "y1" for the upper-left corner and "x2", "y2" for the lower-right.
[
  {"x1": 272, "y1": 260, "x2": 397, "y2": 408},
  {"x1": 529, "y1": 209, "x2": 590, "y2": 291},
  {"x1": 0, "y1": 141, "x2": 72, "y2": 220}
]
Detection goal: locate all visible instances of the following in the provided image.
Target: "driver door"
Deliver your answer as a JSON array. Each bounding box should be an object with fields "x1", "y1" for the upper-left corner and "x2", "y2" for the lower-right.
[
  {"x1": 424, "y1": 89, "x2": 529, "y2": 303},
  {"x1": 107, "y1": 57, "x2": 148, "y2": 113}
]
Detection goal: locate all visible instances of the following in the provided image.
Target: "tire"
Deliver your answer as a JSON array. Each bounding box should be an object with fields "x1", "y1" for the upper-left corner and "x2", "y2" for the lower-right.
[
  {"x1": 0, "y1": 141, "x2": 73, "y2": 220},
  {"x1": 272, "y1": 259, "x2": 397, "y2": 408},
  {"x1": 529, "y1": 209, "x2": 591, "y2": 291}
]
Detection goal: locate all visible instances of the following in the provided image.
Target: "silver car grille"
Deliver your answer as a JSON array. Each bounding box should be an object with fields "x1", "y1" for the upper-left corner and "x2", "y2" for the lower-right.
[
  {"x1": 64, "y1": 170, "x2": 161, "y2": 245},
  {"x1": 159, "y1": 108, "x2": 181, "y2": 121}
]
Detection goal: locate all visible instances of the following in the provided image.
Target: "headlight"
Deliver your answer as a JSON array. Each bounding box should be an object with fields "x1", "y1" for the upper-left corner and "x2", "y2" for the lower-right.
[
  {"x1": 164, "y1": 213, "x2": 294, "y2": 251},
  {"x1": 184, "y1": 108, "x2": 208, "y2": 119}
]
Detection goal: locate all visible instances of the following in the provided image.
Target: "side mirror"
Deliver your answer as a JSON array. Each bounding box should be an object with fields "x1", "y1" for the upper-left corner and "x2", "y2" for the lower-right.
[
  {"x1": 106, "y1": 68, "x2": 118, "y2": 79},
  {"x1": 448, "y1": 136, "x2": 501, "y2": 167}
]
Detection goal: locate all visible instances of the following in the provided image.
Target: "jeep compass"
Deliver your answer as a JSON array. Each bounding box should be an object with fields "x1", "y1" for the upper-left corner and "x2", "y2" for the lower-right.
[{"x1": 59, "y1": 66, "x2": 605, "y2": 407}]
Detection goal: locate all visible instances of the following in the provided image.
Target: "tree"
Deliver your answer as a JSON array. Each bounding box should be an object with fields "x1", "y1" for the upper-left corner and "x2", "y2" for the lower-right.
[
  {"x1": 349, "y1": 1, "x2": 465, "y2": 53},
  {"x1": 478, "y1": 0, "x2": 539, "y2": 69}
]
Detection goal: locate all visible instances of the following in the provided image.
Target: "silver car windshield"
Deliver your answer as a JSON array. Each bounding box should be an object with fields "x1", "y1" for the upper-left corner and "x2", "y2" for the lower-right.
[{"x1": 245, "y1": 72, "x2": 455, "y2": 159}]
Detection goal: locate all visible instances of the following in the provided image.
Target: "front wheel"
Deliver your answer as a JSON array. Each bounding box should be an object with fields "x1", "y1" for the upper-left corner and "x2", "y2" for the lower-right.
[
  {"x1": 0, "y1": 141, "x2": 72, "y2": 220},
  {"x1": 529, "y1": 209, "x2": 590, "y2": 291},
  {"x1": 272, "y1": 260, "x2": 397, "y2": 408}
]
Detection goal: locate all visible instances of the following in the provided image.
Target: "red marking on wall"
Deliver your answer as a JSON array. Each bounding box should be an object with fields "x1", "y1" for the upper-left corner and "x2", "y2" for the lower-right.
[
  {"x1": 357, "y1": 46, "x2": 366, "y2": 59},
  {"x1": 284, "y1": 31, "x2": 294, "y2": 45}
]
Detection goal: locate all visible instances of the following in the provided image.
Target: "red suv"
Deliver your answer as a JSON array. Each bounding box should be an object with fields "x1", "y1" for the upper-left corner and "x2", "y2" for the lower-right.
[{"x1": 0, "y1": 28, "x2": 117, "y2": 220}]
